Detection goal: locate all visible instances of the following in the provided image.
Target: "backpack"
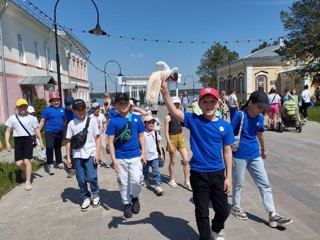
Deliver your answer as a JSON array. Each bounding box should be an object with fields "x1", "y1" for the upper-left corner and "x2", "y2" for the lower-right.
[{"x1": 71, "y1": 117, "x2": 91, "y2": 149}]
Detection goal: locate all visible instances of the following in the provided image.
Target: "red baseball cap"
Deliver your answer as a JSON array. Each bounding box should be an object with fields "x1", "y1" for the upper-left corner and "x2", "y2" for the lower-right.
[{"x1": 199, "y1": 87, "x2": 219, "y2": 100}]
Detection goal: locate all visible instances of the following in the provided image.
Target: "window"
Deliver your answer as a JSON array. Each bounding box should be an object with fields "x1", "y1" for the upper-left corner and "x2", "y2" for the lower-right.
[
  {"x1": 238, "y1": 76, "x2": 244, "y2": 94},
  {"x1": 17, "y1": 34, "x2": 26, "y2": 63},
  {"x1": 46, "y1": 47, "x2": 52, "y2": 70},
  {"x1": 256, "y1": 75, "x2": 267, "y2": 91},
  {"x1": 34, "y1": 41, "x2": 41, "y2": 67},
  {"x1": 233, "y1": 78, "x2": 237, "y2": 92}
]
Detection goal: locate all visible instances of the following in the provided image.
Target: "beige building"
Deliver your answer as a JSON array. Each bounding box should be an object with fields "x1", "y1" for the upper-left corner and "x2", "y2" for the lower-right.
[{"x1": 217, "y1": 41, "x2": 315, "y2": 104}]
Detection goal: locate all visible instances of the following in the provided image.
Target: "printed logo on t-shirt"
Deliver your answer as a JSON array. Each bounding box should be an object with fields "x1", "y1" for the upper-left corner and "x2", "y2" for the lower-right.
[
  {"x1": 61, "y1": 110, "x2": 64, "y2": 112},
  {"x1": 219, "y1": 126, "x2": 225, "y2": 132},
  {"x1": 256, "y1": 122, "x2": 260, "y2": 127},
  {"x1": 134, "y1": 118, "x2": 138, "y2": 122}
]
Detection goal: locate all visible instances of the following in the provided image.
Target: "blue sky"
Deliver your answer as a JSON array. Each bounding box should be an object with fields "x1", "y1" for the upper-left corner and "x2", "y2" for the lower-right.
[{"x1": 30, "y1": 0, "x2": 295, "y2": 93}]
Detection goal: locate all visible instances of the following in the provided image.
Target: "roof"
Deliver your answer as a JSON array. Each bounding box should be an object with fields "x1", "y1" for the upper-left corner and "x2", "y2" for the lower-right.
[
  {"x1": 244, "y1": 44, "x2": 284, "y2": 59},
  {"x1": 20, "y1": 76, "x2": 56, "y2": 85},
  {"x1": 63, "y1": 83, "x2": 78, "y2": 90}
]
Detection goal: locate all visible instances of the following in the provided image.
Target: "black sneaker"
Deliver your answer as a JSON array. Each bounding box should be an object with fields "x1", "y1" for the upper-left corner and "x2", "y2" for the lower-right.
[
  {"x1": 132, "y1": 197, "x2": 140, "y2": 214},
  {"x1": 124, "y1": 204, "x2": 132, "y2": 218}
]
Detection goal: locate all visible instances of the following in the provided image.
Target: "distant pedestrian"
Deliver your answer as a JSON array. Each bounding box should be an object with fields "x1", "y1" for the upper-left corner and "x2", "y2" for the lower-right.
[
  {"x1": 161, "y1": 83, "x2": 234, "y2": 240},
  {"x1": 66, "y1": 99, "x2": 101, "y2": 212},
  {"x1": 230, "y1": 91, "x2": 292, "y2": 228},
  {"x1": 5, "y1": 99, "x2": 44, "y2": 191},
  {"x1": 181, "y1": 91, "x2": 190, "y2": 112},
  {"x1": 142, "y1": 114, "x2": 164, "y2": 196},
  {"x1": 39, "y1": 92, "x2": 65, "y2": 175},
  {"x1": 165, "y1": 96, "x2": 191, "y2": 191},
  {"x1": 316, "y1": 86, "x2": 320, "y2": 103},
  {"x1": 266, "y1": 87, "x2": 281, "y2": 130},
  {"x1": 89, "y1": 102, "x2": 109, "y2": 168},
  {"x1": 191, "y1": 98, "x2": 202, "y2": 116},
  {"x1": 107, "y1": 93, "x2": 146, "y2": 219},
  {"x1": 228, "y1": 88, "x2": 239, "y2": 121},
  {"x1": 219, "y1": 90, "x2": 230, "y2": 121},
  {"x1": 300, "y1": 85, "x2": 311, "y2": 122}
]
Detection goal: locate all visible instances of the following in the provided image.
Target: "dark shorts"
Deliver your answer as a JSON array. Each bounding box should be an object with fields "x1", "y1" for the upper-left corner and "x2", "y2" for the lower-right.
[{"x1": 14, "y1": 136, "x2": 33, "y2": 161}]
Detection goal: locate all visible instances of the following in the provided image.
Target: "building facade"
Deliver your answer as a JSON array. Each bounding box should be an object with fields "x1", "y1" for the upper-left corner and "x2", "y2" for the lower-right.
[
  {"x1": 217, "y1": 41, "x2": 315, "y2": 104},
  {"x1": 0, "y1": 0, "x2": 90, "y2": 123}
]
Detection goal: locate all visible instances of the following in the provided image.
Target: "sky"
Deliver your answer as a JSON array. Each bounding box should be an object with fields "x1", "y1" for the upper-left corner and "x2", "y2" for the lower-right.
[{"x1": 29, "y1": 0, "x2": 295, "y2": 93}]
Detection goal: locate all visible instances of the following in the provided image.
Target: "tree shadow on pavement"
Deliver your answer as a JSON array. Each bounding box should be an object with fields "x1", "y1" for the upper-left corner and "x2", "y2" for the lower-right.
[{"x1": 107, "y1": 211, "x2": 198, "y2": 240}]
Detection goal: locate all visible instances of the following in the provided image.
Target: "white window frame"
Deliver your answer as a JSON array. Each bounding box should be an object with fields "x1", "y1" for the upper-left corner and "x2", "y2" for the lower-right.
[
  {"x1": 17, "y1": 34, "x2": 26, "y2": 63},
  {"x1": 46, "y1": 47, "x2": 52, "y2": 71},
  {"x1": 256, "y1": 74, "x2": 267, "y2": 91}
]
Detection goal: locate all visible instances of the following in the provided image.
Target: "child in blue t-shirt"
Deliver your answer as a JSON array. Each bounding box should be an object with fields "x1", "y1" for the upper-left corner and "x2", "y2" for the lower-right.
[
  {"x1": 39, "y1": 92, "x2": 65, "y2": 175},
  {"x1": 161, "y1": 82, "x2": 234, "y2": 240},
  {"x1": 230, "y1": 90, "x2": 292, "y2": 228},
  {"x1": 106, "y1": 93, "x2": 146, "y2": 219}
]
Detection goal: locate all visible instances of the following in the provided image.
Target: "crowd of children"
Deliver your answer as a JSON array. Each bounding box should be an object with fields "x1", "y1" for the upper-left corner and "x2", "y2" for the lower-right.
[{"x1": 1, "y1": 82, "x2": 298, "y2": 240}]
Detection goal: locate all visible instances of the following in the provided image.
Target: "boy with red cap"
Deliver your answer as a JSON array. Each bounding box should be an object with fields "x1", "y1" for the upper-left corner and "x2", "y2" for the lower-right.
[{"x1": 161, "y1": 81, "x2": 234, "y2": 240}]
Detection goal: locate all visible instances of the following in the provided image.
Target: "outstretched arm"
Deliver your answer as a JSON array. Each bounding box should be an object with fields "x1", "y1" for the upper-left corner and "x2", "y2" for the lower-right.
[{"x1": 160, "y1": 78, "x2": 184, "y2": 122}]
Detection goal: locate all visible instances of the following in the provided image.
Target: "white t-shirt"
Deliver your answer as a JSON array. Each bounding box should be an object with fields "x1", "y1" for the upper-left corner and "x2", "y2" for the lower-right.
[
  {"x1": 143, "y1": 130, "x2": 162, "y2": 161},
  {"x1": 301, "y1": 89, "x2": 310, "y2": 103},
  {"x1": 89, "y1": 113, "x2": 106, "y2": 133},
  {"x1": 5, "y1": 114, "x2": 39, "y2": 137},
  {"x1": 228, "y1": 94, "x2": 238, "y2": 107},
  {"x1": 268, "y1": 93, "x2": 281, "y2": 104},
  {"x1": 66, "y1": 117, "x2": 100, "y2": 159}
]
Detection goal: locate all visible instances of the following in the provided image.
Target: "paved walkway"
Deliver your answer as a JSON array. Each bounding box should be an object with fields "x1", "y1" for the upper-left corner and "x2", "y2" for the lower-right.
[{"x1": 1, "y1": 108, "x2": 320, "y2": 240}]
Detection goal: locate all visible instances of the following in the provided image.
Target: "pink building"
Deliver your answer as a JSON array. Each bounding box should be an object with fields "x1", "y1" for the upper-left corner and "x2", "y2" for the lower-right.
[{"x1": 0, "y1": 0, "x2": 90, "y2": 123}]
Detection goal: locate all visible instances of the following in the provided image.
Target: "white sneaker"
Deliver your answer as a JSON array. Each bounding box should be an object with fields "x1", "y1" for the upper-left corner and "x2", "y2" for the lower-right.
[
  {"x1": 57, "y1": 163, "x2": 64, "y2": 169},
  {"x1": 143, "y1": 180, "x2": 150, "y2": 188},
  {"x1": 184, "y1": 182, "x2": 192, "y2": 191},
  {"x1": 212, "y1": 231, "x2": 225, "y2": 240},
  {"x1": 48, "y1": 164, "x2": 54, "y2": 175},
  {"x1": 92, "y1": 196, "x2": 100, "y2": 208},
  {"x1": 155, "y1": 186, "x2": 164, "y2": 196},
  {"x1": 25, "y1": 181, "x2": 32, "y2": 191},
  {"x1": 81, "y1": 197, "x2": 91, "y2": 212}
]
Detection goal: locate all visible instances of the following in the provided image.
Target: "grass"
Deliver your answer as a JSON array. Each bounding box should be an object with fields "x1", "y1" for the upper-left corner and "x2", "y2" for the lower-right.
[
  {"x1": 308, "y1": 103, "x2": 320, "y2": 122},
  {"x1": 0, "y1": 161, "x2": 44, "y2": 199}
]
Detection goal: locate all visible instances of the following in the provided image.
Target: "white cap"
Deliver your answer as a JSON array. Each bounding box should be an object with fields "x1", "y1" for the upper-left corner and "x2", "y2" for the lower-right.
[
  {"x1": 144, "y1": 114, "x2": 155, "y2": 122},
  {"x1": 171, "y1": 96, "x2": 181, "y2": 104},
  {"x1": 27, "y1": 106, "x2": 35, "y2": 113}
]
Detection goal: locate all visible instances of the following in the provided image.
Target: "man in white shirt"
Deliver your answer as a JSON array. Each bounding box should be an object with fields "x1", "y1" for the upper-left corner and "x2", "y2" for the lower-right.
[{"x1": 300, "y1": 85, "x2": 311, "y2": 121}]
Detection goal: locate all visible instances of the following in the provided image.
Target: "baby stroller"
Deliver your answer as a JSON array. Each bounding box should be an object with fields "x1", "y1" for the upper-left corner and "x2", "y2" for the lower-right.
[{"x1": 277, "y1": 100, "x2": 302, "y2": 133}]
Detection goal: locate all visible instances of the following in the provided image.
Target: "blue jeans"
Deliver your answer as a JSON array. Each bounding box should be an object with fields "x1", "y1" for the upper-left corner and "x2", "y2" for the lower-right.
[
  {"x1": 232, "y1": 156, "x2": 275, "y2": 213},
  {"x1": 73, "y1": 156, "x2": 99, "y2": 200},
  {"x1": 143, "y1": 158, "x2": 161, "y2": 187}
]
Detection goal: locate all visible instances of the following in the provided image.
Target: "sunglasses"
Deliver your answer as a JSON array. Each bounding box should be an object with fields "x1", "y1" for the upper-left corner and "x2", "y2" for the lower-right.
[{"x1": 104, "y1": 103, "x2": 109, "y2": 106}]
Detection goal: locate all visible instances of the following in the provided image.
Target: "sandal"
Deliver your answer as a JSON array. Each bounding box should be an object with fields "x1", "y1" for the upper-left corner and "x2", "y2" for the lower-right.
[{"x1": 168, "y1": 180, "x2": 178, "y2": 188}]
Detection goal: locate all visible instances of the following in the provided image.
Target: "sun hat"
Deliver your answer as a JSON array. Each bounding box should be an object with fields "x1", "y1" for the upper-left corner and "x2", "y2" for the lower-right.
[
  {"x1": 199, "y1": 87, "x2": 219, "y2": 100},
  {"x1": 115, "y1": 93, "x2": 129, "y2": 103},
  {"x1": 49, "y1": 92, "x2": 61, "y2": 102},
  {"x1": 27, "y1": 106, "x2": 35, "y2": 113},
  {"x1": 16, "y1": 98, "x2": 28, "y2": 107},
  {"x1": 171, "y1": 96, "x2": 181, "y2": 104},
  {"x1": 144, "y1": 114, "x2": 155, "y2": 122}
]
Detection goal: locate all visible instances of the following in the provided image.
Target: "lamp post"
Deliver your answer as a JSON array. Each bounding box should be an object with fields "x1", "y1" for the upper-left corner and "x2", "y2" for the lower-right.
[
  {"x1": 183, "y1": 75, "x2": 195, "y2": 99},
  {"x1": 104, "y1": 60, "x2": 123, "y2": 93},
  {"x1": 54, "y1": 0, "x2": 106, "y2": 99},
  {"x1": 90, "y1": 81, "x2": 93, "y2": 99}
]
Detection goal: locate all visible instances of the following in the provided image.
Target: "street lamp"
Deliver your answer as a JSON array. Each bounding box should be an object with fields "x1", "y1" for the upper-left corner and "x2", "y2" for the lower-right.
[
  {"x1": 104, "y1": 60, "x2": 123, "y2": 93},
  {"x1": 183, "y1": 75, "x2": 195, "y2": 99},
  {"x1": 90, "y1": 81, "x2": 93, "y2": 99},
  {"x1": 54, "y1": 0, "x2": 107, "y2": 99}
]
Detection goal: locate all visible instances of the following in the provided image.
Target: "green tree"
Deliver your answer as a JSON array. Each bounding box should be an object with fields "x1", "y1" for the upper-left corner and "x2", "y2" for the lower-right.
[
  {"x1": 196, "y1": 43, "x2": 239, "y2": 87},
  {"x1": 280, "y1": 0, "x2": 320, "y2": 75}
]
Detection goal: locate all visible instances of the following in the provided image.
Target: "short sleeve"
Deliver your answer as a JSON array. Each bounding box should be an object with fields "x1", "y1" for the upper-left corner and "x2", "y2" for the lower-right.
[
  {"x1": 106, "y1": 119, "x2": 116, "y2": 135},
  {"x1": 41, "y1": 108, "x2": 48, "y2": 119},
  {"x1": 5, "y1": 116, "x2": 13, "y2": 128},
  {"x1": 66, "y1": 121, "x2": 73, "y2": 139}
]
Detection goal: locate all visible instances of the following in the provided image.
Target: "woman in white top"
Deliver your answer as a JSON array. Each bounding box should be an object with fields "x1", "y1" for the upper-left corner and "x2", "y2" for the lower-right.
[
  {"x1": 300, "y1": 85, "x2": 311, "y2": 121},
  {"x1": 266, "y1": 88, "x2": 281, "y2": 130},
  {"x1": 228, "y1": 88, "x2": 239, "y2": 121},
  {"x1": 5, "y1": 99, "x2": 44, "y2": 191}
]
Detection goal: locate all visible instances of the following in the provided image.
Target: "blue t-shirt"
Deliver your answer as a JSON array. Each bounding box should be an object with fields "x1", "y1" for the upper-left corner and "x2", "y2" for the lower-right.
[
  {"x1": 65, "y1": 109, "x2": 76, "y2": 125},
  {"x1": 231, "y1": 109, "x2": 264, "y2": 159},
  {"x1": 183, "y1": 112, "x2": 234, "y2": 172},
  {"x1": 106, "y1": 113, "x2": 145, "y2": 159},
  {"x1": 41, "y1": 106, "x2": 65, "y2": 133},
  {"x1": 87, "y1": 108, "x2": 94, "y2": 116},
  {"x1": 107, "y1": 109, "x2": 118, "y2": 119}
]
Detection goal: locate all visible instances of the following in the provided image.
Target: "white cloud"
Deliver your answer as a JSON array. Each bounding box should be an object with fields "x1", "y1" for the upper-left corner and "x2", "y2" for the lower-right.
[{"x1": 130, "y1": 52, "x2": 144, "y2": 59}]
